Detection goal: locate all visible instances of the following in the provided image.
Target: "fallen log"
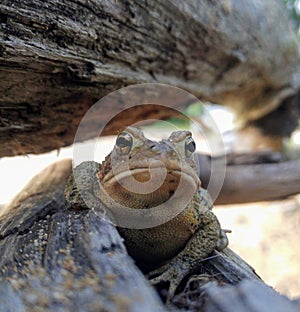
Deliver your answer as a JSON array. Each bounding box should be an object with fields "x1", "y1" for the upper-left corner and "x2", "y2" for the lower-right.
[
  {"x1": 197, "y1": 153, "x2": 300, "y2": 205},
  {"x1": 0, "y1": 160, "x2": 165, "y2": 311},
  {"x1": 177, "y1": 279, "x2": 300, "y2": 312},
  {"x1": 0, "y1": 160, "x2": 299, "y2": 311},
  {"x1": 1, "y1": 0, "x2": 299, "y2": 157}
]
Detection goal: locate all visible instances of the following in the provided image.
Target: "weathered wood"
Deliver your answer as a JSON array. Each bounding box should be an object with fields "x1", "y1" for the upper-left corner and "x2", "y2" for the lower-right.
[
  {"x1": 202, "y1": 280, "x2": 300, "y2": 312},
  {"x1": 171, "y1": 262, "x2": 300, "y2": 311},
  {"x1": 0, "y1": 160, "x2": 164, "y2": 311},
  {"x1": 198, "y1": 153, "x2": 300, "y2": 205},
  {"x1": 0, "y1": 160, "x2": 299, "y2": 311},
  {"x1": 1, "y1": 0, "x2": 299, "y2": 157}
]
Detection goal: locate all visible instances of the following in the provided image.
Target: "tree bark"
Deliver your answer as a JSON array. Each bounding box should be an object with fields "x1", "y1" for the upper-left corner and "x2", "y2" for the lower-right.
[
  {"x1": 1, "y1": 0, "x2": 299, "y2": 157},
  {"x1": 0, "y1": 160, "x2": 299, "y2": 311},
  {"x1": 197, "y1": 153, "x2": 300, "y2": 205},
  {"x1": 0, "y1": 160, "x2": 165, "y2": 311}
]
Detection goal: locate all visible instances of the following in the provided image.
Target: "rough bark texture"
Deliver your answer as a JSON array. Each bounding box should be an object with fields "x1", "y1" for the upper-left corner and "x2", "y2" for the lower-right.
[
  {"x1": 0, "y1": 160, "x2": 299, "y2": 311},
  {"x1": 197, "y1": 153, "x2": 300, "y2": 205},
  {"x1": 199, "y1": 280, "x2": 300, "y2": 312},
  {"x1": 1, "y1": 0, "x2": 299, "y2": 157},
  {"x1": 0, "y1": 160, "x2": 165, "y2": 311}
]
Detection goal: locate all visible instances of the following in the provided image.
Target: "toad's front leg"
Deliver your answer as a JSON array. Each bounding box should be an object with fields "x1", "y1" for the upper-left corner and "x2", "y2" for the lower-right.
[{"x1": 148, "y1": 210, "x2": 228, "y2": 298}]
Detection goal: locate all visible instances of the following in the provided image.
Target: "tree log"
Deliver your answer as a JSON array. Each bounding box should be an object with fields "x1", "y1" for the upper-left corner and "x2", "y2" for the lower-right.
[
  {"x1": 197, "y1": 153, "x2": 300, "y2": 205},
  {"x1": 0, "y1": 160, "x2": 165, "y2": 311},
  {"x1": 1, "y1": 0, "x2": 299, "y2": 157},
  {"x1": 0, "y1": 160, "x2": 299, "y2": 311},
  {"x1": 198, "y1": 280, "x2": 300, "y2": 312}
]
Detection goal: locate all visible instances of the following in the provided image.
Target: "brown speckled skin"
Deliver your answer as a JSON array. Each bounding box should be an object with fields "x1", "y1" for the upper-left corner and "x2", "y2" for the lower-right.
[
  {"x1": 65, "y1": 127, "x2": 228, "y2": 296},
  {"x1": 117, "y1": 189, "x2": 217, "y2": 266}
]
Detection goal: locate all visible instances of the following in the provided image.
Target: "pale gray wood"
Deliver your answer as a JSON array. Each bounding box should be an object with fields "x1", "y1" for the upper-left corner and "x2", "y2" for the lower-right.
[
  {"x1": 0, "y1": 164, "x2": 164, "y2": 311},
  {"x1": 197, "y1": 153, "x2": 300, "y2": 204},
  {"x1": 203, "y1": 280, "x2": 300, "y2": 312}
]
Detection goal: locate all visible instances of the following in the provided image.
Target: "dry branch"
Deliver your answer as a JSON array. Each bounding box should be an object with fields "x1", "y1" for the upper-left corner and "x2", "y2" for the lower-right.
[{"x1": 197, "y1": 154, "x2": 300, "y2": 205}]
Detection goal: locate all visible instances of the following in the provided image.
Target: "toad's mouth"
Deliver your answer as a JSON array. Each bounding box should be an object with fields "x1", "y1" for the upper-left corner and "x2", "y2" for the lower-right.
[{"x1": 99, "y1": 166, "x2": 200, "y2": 209}]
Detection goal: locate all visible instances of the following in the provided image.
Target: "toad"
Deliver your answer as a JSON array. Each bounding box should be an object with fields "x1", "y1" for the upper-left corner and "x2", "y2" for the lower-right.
[{"x1": 65, "y1": 127, "x2": 228, "y2": 296}]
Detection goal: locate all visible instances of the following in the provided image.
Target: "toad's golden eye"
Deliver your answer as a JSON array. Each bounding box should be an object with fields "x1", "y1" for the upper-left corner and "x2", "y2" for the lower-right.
[
  {"x1": 116, "y1": 131, "x2": 133, "y2": 155},
  {"x1": 185, "y1": 136, "x2": 196, "y2": 157}
]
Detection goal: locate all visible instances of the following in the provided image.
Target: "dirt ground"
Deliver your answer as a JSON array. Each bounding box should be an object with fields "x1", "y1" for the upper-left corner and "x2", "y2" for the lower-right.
[{"x1": 215, "y1": 195, "x2": 300, "y2": 300}]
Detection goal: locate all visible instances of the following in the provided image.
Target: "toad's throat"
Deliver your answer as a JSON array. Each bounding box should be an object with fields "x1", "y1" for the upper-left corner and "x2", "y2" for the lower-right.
[{"x1": 100, "y1": 167, "x2": 199, "y2": 209}]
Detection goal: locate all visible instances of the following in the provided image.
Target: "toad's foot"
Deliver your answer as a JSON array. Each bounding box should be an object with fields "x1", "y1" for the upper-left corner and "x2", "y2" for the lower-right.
[
  {"x1": 148, "y1": 212, "x2": 229, "y2": 299},
  {"x1": 147, "y1": 260, "x2": 191, "y2": 299}
]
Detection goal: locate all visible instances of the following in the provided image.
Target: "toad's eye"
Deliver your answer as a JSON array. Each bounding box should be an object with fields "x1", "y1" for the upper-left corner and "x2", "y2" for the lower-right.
[
  {"x1": 116, "y1": 131, "x2": 133, "y2": 155},
  {"x1": 185, "y1": 136, "x2": 196, "y2": 157}
]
